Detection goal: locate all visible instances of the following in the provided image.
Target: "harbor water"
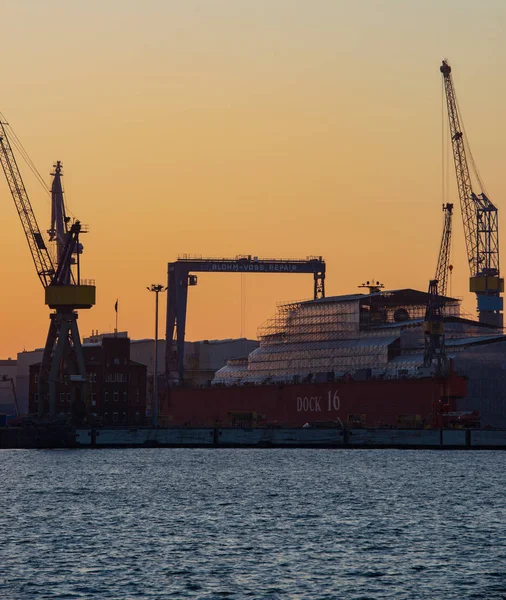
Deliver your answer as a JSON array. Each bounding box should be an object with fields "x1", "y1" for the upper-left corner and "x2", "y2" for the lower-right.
[{"x1": 1, "y1": 449, "x2": 505, "y2": 599}]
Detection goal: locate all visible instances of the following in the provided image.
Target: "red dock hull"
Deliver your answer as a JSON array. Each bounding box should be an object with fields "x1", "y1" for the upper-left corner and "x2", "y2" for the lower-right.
[{"x1": 161, "y1": 372, "x2": 467, "y2": 428}]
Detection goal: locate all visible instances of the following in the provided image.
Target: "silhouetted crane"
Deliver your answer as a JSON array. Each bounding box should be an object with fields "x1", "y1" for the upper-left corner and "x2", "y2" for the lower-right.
[
  {"x1": 0, "y1": 118, "x2": 95, "y2": 421},
  {"x1": 441, "y1": 59, "x2": 503, "y2": 327}
]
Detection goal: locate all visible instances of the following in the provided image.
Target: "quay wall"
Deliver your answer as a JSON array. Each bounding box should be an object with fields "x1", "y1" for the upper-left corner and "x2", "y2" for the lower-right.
[{"x1": 74, "y1": 427, "x2": 506, "y2": 449}]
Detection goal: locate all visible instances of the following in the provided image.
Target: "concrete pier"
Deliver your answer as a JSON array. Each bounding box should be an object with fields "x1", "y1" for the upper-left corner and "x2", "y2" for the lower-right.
[{"x1": 73, "y1": 427, "x2": 506, "y2": 450}]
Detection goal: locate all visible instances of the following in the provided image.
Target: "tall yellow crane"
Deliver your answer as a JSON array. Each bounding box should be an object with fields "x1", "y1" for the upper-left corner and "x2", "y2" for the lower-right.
[
  {"x1": 0, "y1": 117, "x2": 95, "y2": 422},
  {"x1": 440, "y1": 60, "x2": 503, "y2": 327}
]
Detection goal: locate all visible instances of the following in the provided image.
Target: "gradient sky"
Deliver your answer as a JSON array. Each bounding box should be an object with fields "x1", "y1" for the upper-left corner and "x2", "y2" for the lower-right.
[{"x1": 1, "y1": 0, "x2": 506, "y2": 358}]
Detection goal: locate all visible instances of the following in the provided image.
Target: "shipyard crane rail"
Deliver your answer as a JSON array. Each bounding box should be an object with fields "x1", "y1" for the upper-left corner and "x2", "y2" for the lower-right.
[
  {"x1": 166, "y1": 255, "x2": 326, "y2": 382},
  {"x1": 0, "y1": 118, "x2": 95, "y2": 421},
  {"x1": 434, "y1": 203, "x2": 453, "y2": 298},
  {"x1": 440, "y1": 60, "x2": 503, "y2": 327}
]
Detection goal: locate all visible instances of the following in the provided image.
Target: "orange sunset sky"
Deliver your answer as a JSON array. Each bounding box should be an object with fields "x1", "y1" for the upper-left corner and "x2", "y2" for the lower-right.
[{"x1": 1, "y1": 0, "x2": 506, "y2": 358}]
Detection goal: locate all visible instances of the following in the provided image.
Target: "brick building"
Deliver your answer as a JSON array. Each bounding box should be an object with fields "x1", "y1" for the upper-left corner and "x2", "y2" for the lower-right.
[
  {"x1": 29, "y1": 337, "x2": 147, "y2": 426},
  {"x1": 0, "y1": 359, "x2": 17, "y2": 416}
]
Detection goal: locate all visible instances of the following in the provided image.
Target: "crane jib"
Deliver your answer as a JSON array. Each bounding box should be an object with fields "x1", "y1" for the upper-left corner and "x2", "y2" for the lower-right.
[{"x1": 0, "y1": 122, "x2": 55, "y2": 288}]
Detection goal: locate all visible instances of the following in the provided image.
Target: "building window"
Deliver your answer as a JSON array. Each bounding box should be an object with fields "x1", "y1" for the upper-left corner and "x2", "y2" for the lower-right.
[
  {"x1": 113, "y1": 412, "x2": 118, "y2": 423},
  {"x1": 104, "y1": 392, "x2": 109, "y2": 403},
  {"x1": 114, "y1": 358, "x2": 120, "y2": 365},
  {"x1": 67, "y1": 393, "x2": 71, "y2": 404},
  {"x1": 34, "y1": 373, "x2": 39, "y2": 383},
  {"x1": 92, "y1": 393, "x2": 96, "y2": 407},
  {"x1": 110, "y1": 373, "x2": 127, "y2": 383},
  {"x1": 34, "y1": 393, "x2": 39, "y2": 403},
  {"x1": 135, "y1": 411, "x2": 140, "y2": 422},
  {"x1": 113, "y1": 391, "x2": 119, "y2": 402},
  {"x1": 123, "y1": 391, "x2": 127, "y2": 402},
  {"x1": 93, "y1": 372, "x2": 97, "y2": 383},
  {"x1": 60, "y1": 392, "x2": 65, "y2": 403},
  {"x1": 136, "y1": 388, "x2": 140, "y2": 404}
]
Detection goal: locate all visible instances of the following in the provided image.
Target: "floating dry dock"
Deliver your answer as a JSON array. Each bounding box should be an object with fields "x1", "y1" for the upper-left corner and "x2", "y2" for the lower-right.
[
  {"x1": 3, "y1": 426, "x2": 506, "y2": 449},
  {"x1": 73, "y1": 427, "x2": 506, "y2": 450}
]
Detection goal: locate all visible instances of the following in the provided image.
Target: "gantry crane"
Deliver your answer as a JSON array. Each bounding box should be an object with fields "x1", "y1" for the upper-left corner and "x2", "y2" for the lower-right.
[
  {"x1": 0, "y1": 118, "x2": 95, "y2": 422},
  {"x1": 440, "y1": 60, "x2": 503, "y2": 327},
  {"x1": 166, "y1": 255, "x2": 325, "y2": 381}
]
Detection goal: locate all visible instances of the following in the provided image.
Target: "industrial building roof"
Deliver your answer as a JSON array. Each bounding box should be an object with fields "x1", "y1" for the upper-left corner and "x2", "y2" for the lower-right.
[
  {"x1": 447, "y1": 335, "x2": 506, "y2": 348},
  {"x1": 300, "y1": 288, "x2": 460, "y2": 306}
]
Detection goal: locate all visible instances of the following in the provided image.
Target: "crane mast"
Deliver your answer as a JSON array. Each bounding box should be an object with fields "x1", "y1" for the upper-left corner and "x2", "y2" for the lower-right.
[
  {"x1": 440, "y1": 60, "x2": 503, "y2": 327},
  {"x1": 423, "y1": 204, "x2": 453, "y2": 374},
  {"x1": 423, "y1": 279, "x2": 446, "y2": 374},
  {"x1": 48, "y1": 160, "x2": 69, "y2": 273},
  {"x1": 0, "y1": 121, "x2": 54, "y2": 287},
  {"x1": 434, "y1": 203, "x2": 453, "y2": 297}
]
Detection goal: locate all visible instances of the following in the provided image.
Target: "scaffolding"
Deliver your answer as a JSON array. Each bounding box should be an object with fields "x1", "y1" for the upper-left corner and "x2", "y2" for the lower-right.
[
  {"x1": 213, "y1": 288, "x2": 505, "y2": 386},
  {"x1": 258, "y1": 298, "x2": 361, "y2": 345}
]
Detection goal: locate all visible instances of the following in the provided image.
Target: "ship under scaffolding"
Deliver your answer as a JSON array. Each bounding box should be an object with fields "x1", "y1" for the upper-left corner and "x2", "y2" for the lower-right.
[{"x1": 214, "y1": 288, "x2": 504, "y2": 385}]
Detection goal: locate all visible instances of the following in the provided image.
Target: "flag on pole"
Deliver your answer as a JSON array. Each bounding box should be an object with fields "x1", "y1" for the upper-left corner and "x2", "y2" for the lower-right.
[{"x1": 114, "y1": 299, "x2": 119, "y2": 335}]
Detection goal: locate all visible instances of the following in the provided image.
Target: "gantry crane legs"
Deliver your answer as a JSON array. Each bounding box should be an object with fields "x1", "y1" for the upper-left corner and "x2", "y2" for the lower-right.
[
  {"x1": 41, "y1": 219, "x2": 95, "y2": 420},
  {"x1": 166, "y1": 256, "x2": 326, "y2": 382}
]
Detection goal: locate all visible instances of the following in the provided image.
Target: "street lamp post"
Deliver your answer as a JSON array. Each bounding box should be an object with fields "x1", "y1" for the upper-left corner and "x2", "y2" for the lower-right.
[{"x1": 147, "y1": 284, "x2": 165, "y2": 426}]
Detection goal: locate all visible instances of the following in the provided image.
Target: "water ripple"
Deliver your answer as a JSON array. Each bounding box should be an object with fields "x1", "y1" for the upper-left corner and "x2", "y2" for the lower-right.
[{"x1": 0, "y1": 449, "x2": 505, "y2": 599}]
